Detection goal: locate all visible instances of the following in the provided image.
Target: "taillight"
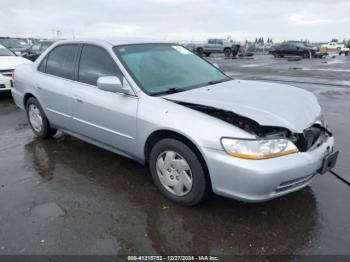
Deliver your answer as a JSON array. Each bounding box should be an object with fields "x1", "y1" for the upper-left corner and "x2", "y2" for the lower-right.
[{"x1": 12, "y1": 71, "x2": 15, "y2": 82}]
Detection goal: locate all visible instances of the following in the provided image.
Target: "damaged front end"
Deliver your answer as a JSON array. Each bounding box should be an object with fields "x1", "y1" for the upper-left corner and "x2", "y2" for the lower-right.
[{"x1": 175, "y1": 101, "x2": 332, "y2": 153}]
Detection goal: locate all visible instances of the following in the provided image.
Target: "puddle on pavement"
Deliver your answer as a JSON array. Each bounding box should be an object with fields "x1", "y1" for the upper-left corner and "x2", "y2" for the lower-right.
[
  {"x1": 20, "y1": 131, "x2": 320, "y2": 254},
  {"x1": 31, "y1": 202, "x2": 66, "y2": 219}
]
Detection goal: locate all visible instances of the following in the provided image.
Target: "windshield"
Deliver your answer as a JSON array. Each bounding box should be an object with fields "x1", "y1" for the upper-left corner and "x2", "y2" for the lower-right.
[
  {"x1": 113, "y1": 44, "x2": 230, "y2": 95},
  {"x1": 0, "y1": 45, "x2": 15, "y2": 56},
  {"x1": 40, "y1": 41, "x2": 54, "y2": 51},
  {"x1": 0, "y1": 39, "x2": 30, "y2": 49}
]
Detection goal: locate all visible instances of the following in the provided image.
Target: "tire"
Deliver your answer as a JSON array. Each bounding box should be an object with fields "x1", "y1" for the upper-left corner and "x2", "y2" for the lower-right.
[
  {"x1": 204, "y1": 52, "x2": 211, "y2": 57},
  {"x1": 196, "y1": 48, "x2": 204, "y2": 57},
  {"x1": 26, "y1": 97, "x2": 57, "y2": 138},
  {"x1": 303, "y1": 51, "x2": 310, "y2": 58},
  {"x1": 149, "y1": 138, "x2": 209, "y2": 206},
  {"x1": 224, "y1": 48, "x2": 231, "y2": 57},
  {"x1": 346, "y1": 51, "x2": 349, "y2": 56}
]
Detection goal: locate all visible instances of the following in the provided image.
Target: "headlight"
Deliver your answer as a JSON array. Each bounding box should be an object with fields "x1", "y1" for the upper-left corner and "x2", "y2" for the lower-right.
[{"x1": 221, "y1": 138, "x2": 299, "y2": 159}]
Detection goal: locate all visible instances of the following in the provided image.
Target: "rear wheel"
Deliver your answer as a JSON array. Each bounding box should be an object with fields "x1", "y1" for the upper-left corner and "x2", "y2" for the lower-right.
[
  {"x1": 196, "y1": 48, "x2": 204, "y2": 57},
  {"x1": 149, "y1": 138, "x2": 209, "y2": 206},
  {"x1": 26, "y1": 97, "x2": 57, "y2": 138},
  {"x1": 224, "y1": 48, "x2": 231, "y2": 57}
]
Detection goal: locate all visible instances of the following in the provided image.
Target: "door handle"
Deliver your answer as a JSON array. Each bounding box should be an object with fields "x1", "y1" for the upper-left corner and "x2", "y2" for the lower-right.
[
  {"x1": 75, "y1": 98, "x2": 84, "y2": 103},
  {"x1": 74, "y1": 96, "x2": 84, "y2": 103}
]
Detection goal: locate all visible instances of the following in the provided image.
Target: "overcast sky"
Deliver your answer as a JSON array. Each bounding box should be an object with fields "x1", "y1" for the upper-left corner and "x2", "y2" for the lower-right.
[{"x1": 1, "y1": 0, "x2": 349, "y2": 42}]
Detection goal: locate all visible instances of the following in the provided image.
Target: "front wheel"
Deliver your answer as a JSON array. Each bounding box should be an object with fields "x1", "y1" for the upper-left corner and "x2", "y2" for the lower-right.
[
  {"x1": 149, "y1": 138, "x2": 209, "y2": 206},
  {"x1": 303, "y1": 51, "x2": 310, "y2": 58},
  {"x1": 26, "y1": 97, "x2": 57, "y2": 138}
]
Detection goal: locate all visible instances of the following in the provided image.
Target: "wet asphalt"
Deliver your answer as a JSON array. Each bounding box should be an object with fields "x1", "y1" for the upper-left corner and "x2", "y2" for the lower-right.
[{"x1": 0, "y1": 54, "x2": 349, "y2": 255}]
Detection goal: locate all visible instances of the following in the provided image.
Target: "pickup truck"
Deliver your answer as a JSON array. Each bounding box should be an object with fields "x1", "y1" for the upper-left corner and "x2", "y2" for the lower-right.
[
  {"x1": 322, "y1": 41, "x2": 347, "y2": 51},
  {"x1": 339, "y1": 46, "x2": 349, "y2": 56},
  {"x1": 186, "y1": 39, "x2": 240, "y2": 57}
]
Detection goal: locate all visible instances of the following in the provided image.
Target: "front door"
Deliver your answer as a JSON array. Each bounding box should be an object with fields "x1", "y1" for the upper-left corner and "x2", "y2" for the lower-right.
[{"x1": 71, "y1": 44, "x2": 138, "y2": 155}]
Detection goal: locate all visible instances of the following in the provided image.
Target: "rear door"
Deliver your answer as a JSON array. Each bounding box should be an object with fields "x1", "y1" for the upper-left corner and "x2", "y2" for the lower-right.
[
  {"x1": 281, "y1": 44, "x2": 293, "y2": 56},
  {"x1": 71, "y1": 44, "x2": 138, "y2": 155},
  {"x1": 204, "y1": 39, "x2": 216, "y2": 52},
  {"x1": 35, "y1": 44, "x2": 79, "y2": 131},
  {"x1": 214, "y1": 39, "x2": 224, "y2": 52}
]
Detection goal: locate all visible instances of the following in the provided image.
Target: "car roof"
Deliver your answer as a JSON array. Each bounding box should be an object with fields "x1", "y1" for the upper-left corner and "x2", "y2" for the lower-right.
[
  {"x1": 55, "y1": 38, "x2": 170, "y2": 47},
  {"x1": 39, "y1": 40, "x2": 56, "y2": 43}
]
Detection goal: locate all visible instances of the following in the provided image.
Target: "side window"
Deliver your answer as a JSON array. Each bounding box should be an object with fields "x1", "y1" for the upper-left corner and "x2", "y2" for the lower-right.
[
  {"x1": 38, "y1": 56, "x2": 47, "y2": 73},
  {"x1": 78, "y1": 45, "x2": 123, "y2": 86},
  {"x1": 45, "y1": 45, "x2": 78, "y2": 80}
]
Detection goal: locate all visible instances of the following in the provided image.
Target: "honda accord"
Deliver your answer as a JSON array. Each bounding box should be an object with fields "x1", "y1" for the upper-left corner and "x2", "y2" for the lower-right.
[{"x1": 11, "y1": 39, "x2": 338, "y2": 206}]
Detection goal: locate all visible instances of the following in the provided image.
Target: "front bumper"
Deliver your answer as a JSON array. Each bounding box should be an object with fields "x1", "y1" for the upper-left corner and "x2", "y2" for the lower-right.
[
  {"x1": 0, "y1": 75, "x2": 13, "y2": 92},
  {"x1": 202, "y1": 136, "x2": 334, "y2": 202}
]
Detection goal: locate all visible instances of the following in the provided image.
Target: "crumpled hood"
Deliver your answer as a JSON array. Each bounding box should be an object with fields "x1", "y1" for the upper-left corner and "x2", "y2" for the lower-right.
[
  {"x1": 163, "y1": 80, "x2": 321, "y2": 133},
  {"x1": 0, "y1": 56, "x2": 32, "y2": 70}
]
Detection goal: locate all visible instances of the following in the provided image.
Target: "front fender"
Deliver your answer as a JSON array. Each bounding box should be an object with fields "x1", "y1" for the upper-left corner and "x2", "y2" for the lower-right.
[{"x1": 134, "y1": 94, "x2": 255, "y2": 162}]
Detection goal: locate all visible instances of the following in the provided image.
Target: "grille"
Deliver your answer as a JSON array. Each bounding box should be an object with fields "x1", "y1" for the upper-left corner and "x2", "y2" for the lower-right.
[{"x1": 0, "y1": 69, "x2": 14, "y2": 77}]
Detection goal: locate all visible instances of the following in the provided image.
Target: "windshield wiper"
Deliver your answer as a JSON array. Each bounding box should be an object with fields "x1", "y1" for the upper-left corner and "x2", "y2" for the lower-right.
[
  {"x1": 165, "y1": 87, "x2": 181, "y2": 94},
  {"x1": 207, "y1": 78, "x2": 230, "y2": 85},
  {"x1": 151, "y1": 87, "x2": 184, "y2": 96}
]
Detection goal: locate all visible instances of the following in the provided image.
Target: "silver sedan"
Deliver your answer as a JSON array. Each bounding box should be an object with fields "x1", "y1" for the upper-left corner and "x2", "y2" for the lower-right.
[{"x1": 11, "y1": 39, "x2": 338, "y2": 206}]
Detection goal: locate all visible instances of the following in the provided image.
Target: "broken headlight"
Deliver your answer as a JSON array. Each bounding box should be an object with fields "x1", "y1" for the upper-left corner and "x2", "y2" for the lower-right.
[{"x1": 221, "y1": 138, "x2": 299, "y2": 159}]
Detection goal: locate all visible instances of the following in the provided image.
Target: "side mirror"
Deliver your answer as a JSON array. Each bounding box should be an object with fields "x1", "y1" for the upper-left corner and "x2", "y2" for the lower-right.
[
  {"x1": 213, "y1": 63, "x2": 220, "y2": 69},
  {"x1": 97, "y1": 76, "x2": 130, "y2": 94}
]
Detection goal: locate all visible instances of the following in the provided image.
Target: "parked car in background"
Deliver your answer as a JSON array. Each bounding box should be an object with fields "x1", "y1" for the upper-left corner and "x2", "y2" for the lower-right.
[
  {"x1": 0, "y1": 44, "x2": 32, "y2": 92},
  {"x1": 22, "y1": 40, "x2": 56, "y2": 61},
  {"x1": 322, "y1": 41, "x2": 347, "y2": 51},
  {"x1": 269, "y1": 42, "x2": 315, "y2": 58},
  {"x1": 11, "y1": 39, "x2": 338, "y2": 206},
  {"x1": 0, "y1": 37, "x2": 31, "y2": 56},
  {"x1": 187, "y1": 39, "x2": 240, "y2": 57},
  {"x1": 303, "y1": 42, "x2": 319, "y2": 52}
]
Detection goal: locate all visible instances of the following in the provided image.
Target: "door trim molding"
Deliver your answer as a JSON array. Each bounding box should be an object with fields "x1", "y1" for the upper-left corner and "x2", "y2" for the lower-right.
[{"x1": 73, "y1": 117, "x2": 135, "y2": 140}]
